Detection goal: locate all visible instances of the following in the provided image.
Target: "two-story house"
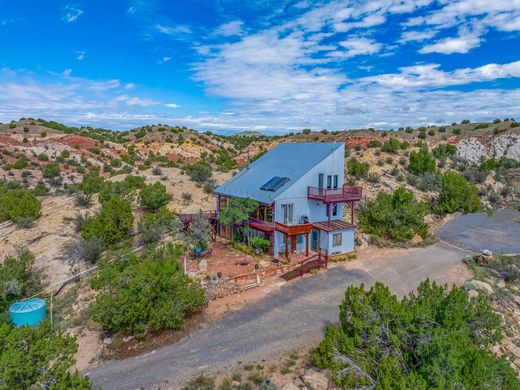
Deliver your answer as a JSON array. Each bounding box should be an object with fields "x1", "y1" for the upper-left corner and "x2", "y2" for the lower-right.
[{"x1": 213, "y1": 142, "x2": 362, "y2": 259}]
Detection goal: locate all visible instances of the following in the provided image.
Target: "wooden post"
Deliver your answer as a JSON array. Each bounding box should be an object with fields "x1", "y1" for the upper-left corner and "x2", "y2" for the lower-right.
[
  {"x1": 350, "y1": 201, "x2": 354, "y2": 224},
  {"x1": 285, "y1": 233, "x2": 289, "y2": 259},
  {"x1": 305, "y1": 232, "x2": 309, "y2": 256},
  {"x1": 328, "y1": 203, "x2": 332, "y2": 225}
]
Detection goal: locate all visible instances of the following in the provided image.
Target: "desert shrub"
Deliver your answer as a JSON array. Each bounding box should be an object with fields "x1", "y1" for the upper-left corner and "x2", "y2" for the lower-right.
[
  {"x1": 479, "y1": 157, "x2": 520, "y2": 172},
  {"x1": 428, "y1": 129, "x2": 435, "y2": 136},
  {"x1": 90, "y1": 244, "x2": 205, "y2": 337},
  {"x1": 453, "y1": 128, "x2": 461, "y2": 135},
  {"x1": 0, "y1": 189, "x2": 41, "y2": 223},
  {"x1": 464, "y1": 168, "x2": 488, "y2": 184},
  {"x1": 367, "y1": 173, "x2": 379, "y2": 183},
  {"x1": 432, "y1": 144, "x2": 457, "y2": 159},
  {"x1": 138, "y1": 207, "x2": 179, "y2": 244},
  {"x1": 32, "y1": 182, "x2": 49, "y2": 197},
  {"x1": 415, "y1": 172, "x2": 441, "y2": 192},
  {"x1": 139, "y1": 182, "x2": 172, "y2": 212},
  {"x1": 418, "y1": 131, "x2": 427, "y2": 139},
  {"x1": 250, "y1": 236, "x2": 271, "y2": 253},
  {"x1": 434, "y1": 171, "x2": 481, "y2": 214},
  {"x1": 187, "y1": 161, "x2": 212, "y2": 184},
  {"x1": 0, "y1": 322, "x2": 95, "y2": 388},
  {"x1": 182, "y1": 192, "x2": 192, "y2": 202},
  {"x1": 313, "y1": 281, "x2": 518, "y2": 389},
  {"x1": 358, "y1": 187, "x2": 428, "y2": 242},
  {"x1": 0, "y1": 248, "x2": 42, "y2": 314},
  {"x1": 42, "y1": 163, "x2": 60, "y2": 178},
  {"x1": 81, "y1": 196, "x2": 134, "y2": 245},
  {"x1": 367, "y1": 140, "x2": 381, "y2": 148},
  {"x1": 74, "y1": 192, "x2": 93, "y2": 207},
  {"x1": 183, "y1": 374, "x2": 216, "y2": 390},
  {"x1": 408, "y1": 148, "x2": 435, "y2": 174},
  {"x1": 81, "y1": 236, "x2": 104, "y2": 263},
  {"x1": 347, "y1": 158, "x2": 369, "y2": 178},
  {"x1": 78, "y1": 173, "x2": 105, "y2": 194},
  {"x1": 474, "y1": 123, "x2": 489, "y2": 129},
  {"x1": 152, "y1": 167, "x2": 162, "y2": 176},
  {"x1": 74, "y1": 212, "x2": 91, "y2": 233},
  {"x1": 184, "y1": 212, "x2": 212, "y2": 250},
  {"x1": 381, "y1": 138, "x2": 400, "y2": 153}
]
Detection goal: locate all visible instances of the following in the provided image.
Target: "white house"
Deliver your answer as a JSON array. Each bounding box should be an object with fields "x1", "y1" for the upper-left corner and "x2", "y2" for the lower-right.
[{"x1": 213, "y1": 142, "x2": 362, "y2": 259}]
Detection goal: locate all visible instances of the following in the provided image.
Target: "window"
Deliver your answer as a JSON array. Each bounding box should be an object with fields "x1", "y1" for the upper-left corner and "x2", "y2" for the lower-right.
[
  {"x1": 297, "y1": 235, "x2": 303, "y2": 244},
  {"x1": 326, "y1": 204, "x2": 338, "y2": 217},
  {"x1": 333, "y1": 175, "x2": 338, "y2": 189},
  {"x1": 318, "y1": 173, "x2": 324, "y2": 189},
  {"x1": 327, "y1": 175, "x2": 332, "y2": 189},
  {"x1": 333, "y1": 233, "x2": 342, "y2": 247},
  {"x1": 282, "y1": 204, "x2": 294, "y2": 224}
]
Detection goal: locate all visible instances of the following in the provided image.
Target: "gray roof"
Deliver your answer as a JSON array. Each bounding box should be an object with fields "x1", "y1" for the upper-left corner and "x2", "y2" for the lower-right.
[{"x1": 214, "y1": 142, "x2": 343, "y2": 204}]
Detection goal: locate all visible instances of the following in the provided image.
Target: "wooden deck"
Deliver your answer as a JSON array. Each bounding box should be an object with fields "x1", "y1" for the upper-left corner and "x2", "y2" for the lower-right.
[{"x1": 307, "y1": 186, "x2": 362, "y2": 203}]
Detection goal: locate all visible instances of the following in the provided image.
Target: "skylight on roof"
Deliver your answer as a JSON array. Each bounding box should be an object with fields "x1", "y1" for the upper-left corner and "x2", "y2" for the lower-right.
[{"x1": 260, "y1": 176, "x2": 289, "y2": 191}]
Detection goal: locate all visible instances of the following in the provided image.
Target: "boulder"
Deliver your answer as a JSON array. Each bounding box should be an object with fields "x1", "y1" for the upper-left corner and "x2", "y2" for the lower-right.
[
  {"x1": 465, "y1": 280, "x2": 493, "y2": 295},
  {"x1": 467, "y1": 290, "x2": 479, "y2": 299},
  {"x1": 102, "y1": 337, "x2": 112, "y2": 345},
  {"x1": 456, "y1": 138, "x2": 488, "y2": 163},
  {"x1": 302, "y1": 368, "x2": 329, "y2": 390},
  {"x1": 482, "y1": 249, "x2": 493, "y2": 257},
  {"x1": 410, "y1": 234, "x2": 423, "y2": 246},
  {"x1": 198, "y1": 259, "x2": 208, "y2": 272}
]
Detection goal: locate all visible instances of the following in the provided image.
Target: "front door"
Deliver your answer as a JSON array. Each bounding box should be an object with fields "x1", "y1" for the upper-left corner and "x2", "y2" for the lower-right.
[{"x1": 311, "y1": 230, "x2": 318, "y2": 251}]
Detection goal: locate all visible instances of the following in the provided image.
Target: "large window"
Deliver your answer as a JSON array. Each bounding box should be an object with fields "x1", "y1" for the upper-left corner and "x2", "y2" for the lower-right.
[
  {"x1": 327, "y1": 175, "x2": 332, "y2": 189},
  {"x1": 333, "y1": 175, "x2": 339, "y2": 189},
  {"x1": 282, "y1": 203, "x2": 294, "y2": 224},
  {"x1": 333, "y1": 233, "x2": 342, "y2": 247}
]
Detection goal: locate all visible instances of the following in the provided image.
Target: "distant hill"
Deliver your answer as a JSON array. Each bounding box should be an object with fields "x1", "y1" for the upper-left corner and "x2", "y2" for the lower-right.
[{"x1": 232, "y1": 130, "x2": 264, "y2": 137}]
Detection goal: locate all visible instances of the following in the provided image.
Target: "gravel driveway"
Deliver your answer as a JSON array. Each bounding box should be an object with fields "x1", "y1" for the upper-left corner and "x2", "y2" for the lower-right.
[
  {"x1": 87, "y1": 242, "x2": 469, "y2": 390},
  {"x1": 438, "y1": 209, "x2": 520, "y2": 254}
]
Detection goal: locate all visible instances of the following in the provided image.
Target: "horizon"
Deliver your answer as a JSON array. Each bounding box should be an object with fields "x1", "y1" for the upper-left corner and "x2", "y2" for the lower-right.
[{"x1": 1, "y1": 1, "x2": 520, "y2": 133}]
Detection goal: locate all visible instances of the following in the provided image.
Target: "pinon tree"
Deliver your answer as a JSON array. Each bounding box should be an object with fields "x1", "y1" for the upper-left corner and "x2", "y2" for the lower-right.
[
  {"x1": 217, "y1": 197, "x2": 258, "y2": 245},
  {"x1": 313, "y1": 280, "x2": 520, "y2": 389}
]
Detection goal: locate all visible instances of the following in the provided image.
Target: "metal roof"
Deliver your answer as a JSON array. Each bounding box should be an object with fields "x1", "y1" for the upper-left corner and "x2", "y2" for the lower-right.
[{"x1": 214, "y1": 142, "x2": 343, "y2": 203}]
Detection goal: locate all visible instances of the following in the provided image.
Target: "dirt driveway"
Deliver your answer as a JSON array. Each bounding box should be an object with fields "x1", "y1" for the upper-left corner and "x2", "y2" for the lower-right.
[{"x1": 87, "y1": 241, "x2": 470, "y2": 390}]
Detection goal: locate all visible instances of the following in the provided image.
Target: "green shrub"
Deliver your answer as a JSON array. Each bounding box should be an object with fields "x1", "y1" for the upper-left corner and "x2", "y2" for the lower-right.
[
  {"x1": 358, "y1": 187, "x2": 428, "y2": 242},
  {"x1": 42, "y1": 163, "x2": 60, "y2": 178},
  {"x1": 0, "y1": 322, "x2": 95, "y2": 388},
  {"x1": 187, "y1": 161, "x2": 212, "y2": 184},
  {"x1": 367, "y1": 140, "x2": 381, "y2": 148},
  {"x1": 0, "y1": 189, "x2": 41, "y2": 223},
  {"x1": 408, "y1": 148, "x2": 436, "y2": 174},
  {"x1": 0, "y1": 248, "x2": 41, "y2": 313},
  {"x1": 79, "y1": 173, "x2": 105, "y2": 194},
  {"x1": 347, "y1": 158, "x2": 369, "y2": 178},
  {"x1": 90, "y1": 244, "x2": 205, "y2": 337},
  {"x1": 453, "y1": 128, "x2": 461, "y2": 135},
  {"x1": 81, "y1": 196, "x2": 134, "y2": 245},
  {"x1": 251, "y1": 236, "x2": 271, "y2": 253},
  {"x1": 81, "y1": 236, "x2": 104, "y2": 263},
  {"x1": 139, "y1": 182, "x2": 172, "y2": 212},
  {"x1": 381, "y1": 138, "x2": 400, "y2": 153},
  {"x1": 435, "y1": 171, "x2": 481, "y2": 214},
  {"x1": 313, "y1": 281, "x2": 518, "y2": 389},
  {"x1": 138, "y1": 207, "x2": 179, "y2": 244},
  {"x1": 432, "y1": 144, "x2": 457, "y2": 158}
]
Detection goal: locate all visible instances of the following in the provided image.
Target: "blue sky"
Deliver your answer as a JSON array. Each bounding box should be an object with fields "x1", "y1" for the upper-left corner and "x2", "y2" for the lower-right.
[{"x1": 1, "y1": 0, "x2": 519, "y2": 134}]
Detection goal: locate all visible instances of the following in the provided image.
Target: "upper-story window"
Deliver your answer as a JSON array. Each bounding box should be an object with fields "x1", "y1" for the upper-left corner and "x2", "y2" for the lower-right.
[
  {"x1": 333, "y1": 175, "x2": 339, "y2": 189},
  {"x1": 318, "y1": 173, "x2": 324, "y2": 189},
  {"x1": 327, "y1": 175, "x2": 332, "y2": 189}
]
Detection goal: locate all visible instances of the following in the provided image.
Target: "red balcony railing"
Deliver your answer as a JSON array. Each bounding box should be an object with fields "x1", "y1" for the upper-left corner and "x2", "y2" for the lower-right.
[{"x1": 307, "y1": 186, "x2": 362, "y2": 203}]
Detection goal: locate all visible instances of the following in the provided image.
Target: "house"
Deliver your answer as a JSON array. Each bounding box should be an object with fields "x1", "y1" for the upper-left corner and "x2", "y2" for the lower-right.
[{"x1": 213, "y1": 142, "x2": 362, "y2": 259}]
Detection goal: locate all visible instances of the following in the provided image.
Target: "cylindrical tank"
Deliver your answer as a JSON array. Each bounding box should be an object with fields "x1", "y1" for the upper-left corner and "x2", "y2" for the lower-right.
[{"x1": 8, "y1": 298, "x2": 46, "y2": 327}]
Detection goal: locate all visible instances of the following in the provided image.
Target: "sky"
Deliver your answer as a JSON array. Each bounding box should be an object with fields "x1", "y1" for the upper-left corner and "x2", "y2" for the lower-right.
[{"x1": 0, "y1": 0, "x2": 520, "y2": 134}]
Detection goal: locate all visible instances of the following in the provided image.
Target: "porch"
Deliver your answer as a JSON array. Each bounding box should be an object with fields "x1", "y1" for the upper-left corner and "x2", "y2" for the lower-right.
[{"x1": 307, "y1": 186, "x2": 362, "y2": 203}]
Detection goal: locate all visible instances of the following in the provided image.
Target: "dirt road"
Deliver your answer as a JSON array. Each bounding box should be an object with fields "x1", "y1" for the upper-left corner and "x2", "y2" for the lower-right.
[{"x1": 87, "y1": 241, "x2": 470, "y2": 390}]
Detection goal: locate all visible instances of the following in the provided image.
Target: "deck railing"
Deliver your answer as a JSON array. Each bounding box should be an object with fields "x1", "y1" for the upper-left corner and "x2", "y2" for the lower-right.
[{"x1": 307, "y1": 186, "x2": 362, "y2": 203}]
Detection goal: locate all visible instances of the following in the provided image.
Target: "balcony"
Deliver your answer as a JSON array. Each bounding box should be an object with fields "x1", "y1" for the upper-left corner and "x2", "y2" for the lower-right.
[
  {"x1": 275, "y1": 220, "x2": 313, "y2": 236},
  {"x1": 307, "y1": 186, "x2": 362, "y2": 203},
  {"x1": 248, "y1": 217, "x2": 275, "y2": 233}
]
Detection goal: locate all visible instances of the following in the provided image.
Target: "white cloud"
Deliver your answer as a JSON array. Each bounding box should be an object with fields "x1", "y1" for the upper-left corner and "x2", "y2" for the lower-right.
[
  {"x1": 62, "y1": 68, "x2": 73, "y2": 77},
  {"x1": 61, "y1": 4, "x2": 84, "y2": 23},
  {"x1": 165, "y1": 103, "x2": 181, "y2": 108},
  {"x1": 158, "y1": 56, "x2": 171, "y2": 64},
  {"x1": 338, "y1": 37, "x2": 382, "y2": 57},
  {"x1": 76, "y1": 50, "x2": 85, "y2": 61},
  {"x1": 124, "y1": 83, "x2": 135, "y2": 90},
  {"x1": 156, "y1": 23, "x2": 191, "y2": 35},
  {"x1": 400, "y1": 29, "x2": 437, "y2": 42},
  {"x1": 419, "y1": 32, "x2": 481, "y2": 54},
  {"x1": 214, "y1": 20, "x2": 244, "y2": 36}
]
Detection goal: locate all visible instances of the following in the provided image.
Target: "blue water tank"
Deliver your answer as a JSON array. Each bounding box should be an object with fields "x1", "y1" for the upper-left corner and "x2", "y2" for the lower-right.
[{"x1": 9, "y1": 298, "x2": 46, "y2": 327}]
